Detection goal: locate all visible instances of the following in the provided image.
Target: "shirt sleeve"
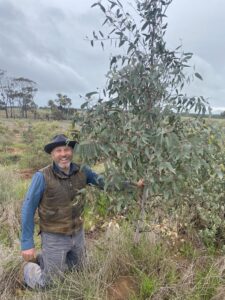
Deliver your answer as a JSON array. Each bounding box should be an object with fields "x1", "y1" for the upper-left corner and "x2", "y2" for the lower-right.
[
  {"x1": 21, "y1": 172, "x2": 45, "y2": 251},
  {"x1": 82, "y1": 165, "x2": 105, "y2": 189}
]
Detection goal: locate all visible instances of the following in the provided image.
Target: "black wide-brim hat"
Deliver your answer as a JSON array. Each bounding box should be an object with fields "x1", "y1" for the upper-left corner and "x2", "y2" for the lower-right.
[{"x1": 44, "y1": 134, "x2": 78, "y2": 154}]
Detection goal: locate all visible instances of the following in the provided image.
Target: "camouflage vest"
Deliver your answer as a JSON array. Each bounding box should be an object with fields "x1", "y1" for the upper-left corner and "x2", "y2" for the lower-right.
[{"x1": 38, "y1": 164, "x2": 87, "y2": 235}]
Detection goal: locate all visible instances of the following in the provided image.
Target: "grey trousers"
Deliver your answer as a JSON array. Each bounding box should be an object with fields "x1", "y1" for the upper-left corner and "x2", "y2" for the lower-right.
[{"x1": 24, "y1": 227, "x2": 85, "y2": 289}]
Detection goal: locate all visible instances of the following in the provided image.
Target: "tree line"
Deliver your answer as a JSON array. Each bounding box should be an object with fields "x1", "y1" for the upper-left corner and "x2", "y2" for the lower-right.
[
  {"x1": 0, "y1": 69, "x2": 77, "y2": 120},
  {"x1": 0, "y1": 69, "x2": 38, "y2": 118}
]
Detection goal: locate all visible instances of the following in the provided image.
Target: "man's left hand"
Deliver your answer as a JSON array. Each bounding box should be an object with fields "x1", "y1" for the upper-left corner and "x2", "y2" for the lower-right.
[{"x1": 136, "y1": 179, "x2": 144, "y2": 188}]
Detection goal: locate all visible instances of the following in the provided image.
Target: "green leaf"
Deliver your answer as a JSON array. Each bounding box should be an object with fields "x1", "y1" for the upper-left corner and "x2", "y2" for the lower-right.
[
  {"x1": 85, "y1": 91, "x2": 98, "y2": 98},
  {"x1": 195, "y1": 72, "x2": 203, "y2": 80},
  {"x1": 127, "y1": 43, "x2": 134, "y2": 54},
  {"x1": 216, "y1": 170, "x2": 224, "y2": 180},
  {"x1": 99, "y1": 3, "x2": 106, "y2": 13},
  {"x1": 81, "y1": 101, "x2": 88, "y2": 109},
  {"x1": 141, "y1": 21, "x2": 149, "y2": 31},
  {"x1": 117, "y1": 0, "x2": 122, "y2": 8},
  {"x1": 110, "y1": 1, "x2": 117, "y2": 9},
  {"x1": 99, "y1": 31, "x2": 104, "y2": 38},
  {"x1": 119, "y1": 39, "x2": 126, "y2": 47},
  {"x1": 110, "y1": 56, "x2": 117, "y2": 67},
  {"x1": 91, "y1": 3, "x2": 98, "y2": 8},
  {"x1": 144, "y1": 147, "x2": 151, "y2": 159},
  {"x1": 102, "y1": 18, "x2": 108, "y2": 26},
  {"x1": 127, "y1": 158, "x2": 132, "y2": 169}
]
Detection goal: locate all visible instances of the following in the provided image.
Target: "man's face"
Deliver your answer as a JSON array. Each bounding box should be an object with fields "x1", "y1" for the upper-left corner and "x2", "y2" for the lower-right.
[{"x1": 51, "y1": 145, "x2": 73, "y2": 169}]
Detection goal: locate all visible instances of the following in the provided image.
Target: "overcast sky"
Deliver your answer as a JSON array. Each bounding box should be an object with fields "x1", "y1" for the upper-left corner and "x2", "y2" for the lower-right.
[{"x1": 0, "y1": 0, "x2": 225, "y2": 113}]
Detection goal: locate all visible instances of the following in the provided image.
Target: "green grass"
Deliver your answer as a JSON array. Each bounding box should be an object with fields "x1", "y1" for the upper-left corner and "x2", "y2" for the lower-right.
[{"x1": 1, "y1": 117, "x2": 225, "y2": 299}]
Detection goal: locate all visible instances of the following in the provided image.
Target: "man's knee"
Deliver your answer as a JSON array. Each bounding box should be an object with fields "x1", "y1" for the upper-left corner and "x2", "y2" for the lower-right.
[{"x1": 23, "y1": 262, "x2": 46, "y2": 289}]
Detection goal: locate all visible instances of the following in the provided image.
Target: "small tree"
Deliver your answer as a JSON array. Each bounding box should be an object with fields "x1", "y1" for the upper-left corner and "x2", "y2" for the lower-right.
[
  {"x1": 48, "y1": 99, "x2": 56, "y2": 110},
  {"x1": 55, "y1": 93, "x2": 72, "y2": 115},
  {"x1": 76, "y1": 0, "x2": 220, "y2": 241}
]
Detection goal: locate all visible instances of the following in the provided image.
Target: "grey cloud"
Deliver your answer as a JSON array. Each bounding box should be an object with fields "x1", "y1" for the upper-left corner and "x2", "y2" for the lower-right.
[
  {"x1": 166, "y1": 0, "x2": 225, "y2": 69},
  {"x1": 0, "y1": 0, "x2": 25, "y2": 20},
  {"x1": 0, "y1": 0, "x2": 111, "y2": 106},
  {"x1": 165, "y1": 0, "x2": 225, "y2": 112},
  {"x1": 182, "y1": 55, "x2": 225, "y2": 111},
  {"x1": 0, "y1": 0, "x2": 102, "y2": 105},
  {"x1": 1, "y1": 0, "x2": 225, "y2": 110}
]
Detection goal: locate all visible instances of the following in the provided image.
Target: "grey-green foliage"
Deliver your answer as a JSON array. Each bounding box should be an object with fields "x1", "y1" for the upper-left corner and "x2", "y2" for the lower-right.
[{"x1": 77, "y1": 1, "x2": 218, "y2": 221}]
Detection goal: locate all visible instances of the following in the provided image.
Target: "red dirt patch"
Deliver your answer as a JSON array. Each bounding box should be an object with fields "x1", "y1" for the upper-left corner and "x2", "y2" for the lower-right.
[{"x1": 107, "y1": 276, "x2": 138, "y2": 300}]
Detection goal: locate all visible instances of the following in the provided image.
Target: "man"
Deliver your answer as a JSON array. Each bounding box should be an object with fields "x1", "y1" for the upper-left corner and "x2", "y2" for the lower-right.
[{"x1": 21, "y1": 134, "x2": 144, "y2": 289}]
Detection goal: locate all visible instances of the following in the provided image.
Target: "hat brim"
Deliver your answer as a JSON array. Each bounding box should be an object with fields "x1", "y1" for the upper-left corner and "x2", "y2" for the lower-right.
[{"x1": 44, "y1": 141, "x2": 77, "y2": 154}]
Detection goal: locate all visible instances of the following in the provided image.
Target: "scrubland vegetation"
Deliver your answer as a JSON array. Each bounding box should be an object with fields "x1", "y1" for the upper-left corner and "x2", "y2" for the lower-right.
[
  {"x1": 1, "y1": 0, "x2": 225, "y2": 299},
  {"x1": 1, "y1": 117, "x2": 225, "y2": 300}
]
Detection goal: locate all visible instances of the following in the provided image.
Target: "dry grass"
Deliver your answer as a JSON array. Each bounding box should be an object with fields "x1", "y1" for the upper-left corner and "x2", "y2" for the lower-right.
[
  {"x1": 1, "y1": 117, "x2": 225, "y2": 299},
  {"x1": 6, "y1": 226, "x2": 221, "y2": 300},
  {"x1": 0, "y1": 218, "x2": 224, "y2": 299},
  {"x1": 0, "y1": 246, "x2": 24, "y2": 299}
]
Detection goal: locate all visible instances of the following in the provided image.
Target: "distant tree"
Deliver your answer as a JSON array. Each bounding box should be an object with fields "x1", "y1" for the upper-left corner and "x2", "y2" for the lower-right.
[
  {"x1": 0, "y1": 70, "x2": 17, "y2": 118},
  {"x1": 48, "y1": 94, "x2": 73, "y2": 120},
  {"x1": 29, "y1": 100, "x2": 38, "y2": 119},
  {"x1": 48, "y1": 99, "x2": 56, "y2": 111},
  {"x1": 221, "y1": 111, "x2": 225, "y2": 118},
  {"x1": 5, "y1": 78, "x2": 17, "y2": 118},
  {"x1": 0, "y1": 69, "x2": 38, "y2": 119},
  {"x1": 55, "y1": 93, "x2": 72, "y2": 113},
  {"x1": 13, "y1": 77, "x2": 38, "y2": 118},
  {"x1": 0, "y1": 69, "x2": 9, "y2": 118}
]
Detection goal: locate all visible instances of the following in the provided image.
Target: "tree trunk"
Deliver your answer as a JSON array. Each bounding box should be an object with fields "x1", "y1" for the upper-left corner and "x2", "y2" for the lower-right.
[
  {"x1": 4, "y1": 106, "x2": 8, "y2": 118},
  {"x1": 10, "y1": 105, "x2": 13, "y2": 118}
]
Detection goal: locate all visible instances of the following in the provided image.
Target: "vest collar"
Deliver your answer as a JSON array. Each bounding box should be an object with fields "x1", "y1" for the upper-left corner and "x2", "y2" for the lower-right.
[{"x1": 52, "y1": 162, "x2": 80, "y2": 178}]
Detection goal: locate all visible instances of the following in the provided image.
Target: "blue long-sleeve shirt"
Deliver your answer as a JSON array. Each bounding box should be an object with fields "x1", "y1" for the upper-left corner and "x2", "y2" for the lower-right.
[{"x1": 21, "y1": 163, "x2": 104, "y2": 251}]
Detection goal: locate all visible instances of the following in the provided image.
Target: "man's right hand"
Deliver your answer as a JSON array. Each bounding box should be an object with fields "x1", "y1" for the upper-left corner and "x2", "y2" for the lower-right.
[{"x1": 21, "y1": 248, "x2": 36, "y2": 262}]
